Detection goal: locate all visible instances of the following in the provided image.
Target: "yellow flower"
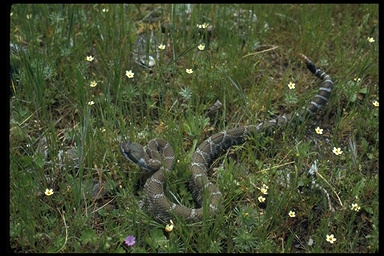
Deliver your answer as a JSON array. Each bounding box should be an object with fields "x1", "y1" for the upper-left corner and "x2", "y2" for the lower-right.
[
  {"x1": 326, "y1": 234, "x2": 336, "y2": 244},
  {"x1": 367, "y1": 37, "x2": 375, "y2": 43},
  {"x1": 372, "y1": 100, "x2": 379, "y2": 107},
  {"x1": 90, "y1": 81, "x2": 98, "y2": 87},
  {"x1": 257, "y1": 196, "x2": 266, "y2": 203},
  {"x1": 198, "y1": 44, "x2": 205, "y2": 51},
  {"x1": 165, "y1": 220, "x2": 174, "y2": 232},
  {"x1": 86, "y1": 55, "x2": 94, "y2": 62},
  {"x1": 351, "y1": 203, "x2": 361, "y2": 212},
  {"x1": 287, "y1": 82, "x2": 295, "y2": 89},
  {"x1": 186, "y1": 68, "x2": 193, "y2": 74},
  {"x1": 315, "y1": 127, "x2": 323, "y2": 134},
  {"x1": 44, "y1": 188, "x2": 54, "y2": 196},
  {"x1": 332, "y1": 147, "x2": 343, "y2": 155},
  {"x1": 288, "y1": 210, "x2": 296, "y2": 218},
  {"x1": 125, "y1": 70, "x2": 134, "y2": 78}
]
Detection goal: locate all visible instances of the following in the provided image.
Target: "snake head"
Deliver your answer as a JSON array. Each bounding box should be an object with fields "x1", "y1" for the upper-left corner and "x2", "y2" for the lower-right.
[
  {"x1": 121, "y1": 141, "x2": 145, "y2": 164},
  {"x1": 121, "y1": 141, "x2": 159, "y2": 172}
]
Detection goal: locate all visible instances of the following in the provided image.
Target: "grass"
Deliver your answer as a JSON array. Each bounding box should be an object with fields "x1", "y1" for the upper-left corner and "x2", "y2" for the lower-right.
[{"x1": 9, "y1": 4, "x2": 378, "y2": 253}]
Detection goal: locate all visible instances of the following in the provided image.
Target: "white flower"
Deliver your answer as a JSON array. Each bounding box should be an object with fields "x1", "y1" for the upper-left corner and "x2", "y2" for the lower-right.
[
  {"x1": 332, "y1": 147, "x2": 343, "y2": 155},
  {"x1": 326, "y1": 234, "x2": 336, "y2": 244},
  {"x1": 90, "y1": 81, "x2": 98, "y2": 87},
  {"x1": 259, "y1": 184, "x2": 268, "y2": 194},
  {"x1": 257, "y1": 196, "x2": 266, "y2": 203},
  {"x1": 287, "y1": 82, "x2": 295, "y2": 89},
  {"x1": 44, "y1": 188, "x2": 54, "y2": 196},
  {"x1": 367, "y1": 37, "x2": 375, "y2": 43},
  {"x1": 125, "y1": 70, "x2": 134, "y2": 78},
  {"x1": 86, "y1": 55, "x2": 94, "y2": 62},
  {"x1": 351, "y1": 203, "x2": 361, "y2": 212},
  {"x1": 315, "y1": 127, "x2": 323, "y2": 134},
  {"x1": 158, "y1": 44, "x2": 166, "y2": 50}
]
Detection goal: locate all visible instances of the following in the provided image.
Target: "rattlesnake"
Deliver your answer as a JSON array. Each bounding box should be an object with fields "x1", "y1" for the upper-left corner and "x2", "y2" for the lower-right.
[{"x1": 121, "y1": 54, "x2": 334, "y2": 223}]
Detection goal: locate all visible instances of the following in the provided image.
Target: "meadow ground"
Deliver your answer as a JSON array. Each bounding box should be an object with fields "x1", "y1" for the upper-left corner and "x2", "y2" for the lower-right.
[{"x1": 9, "y1": 4, "x2": 378, "y2": 253}]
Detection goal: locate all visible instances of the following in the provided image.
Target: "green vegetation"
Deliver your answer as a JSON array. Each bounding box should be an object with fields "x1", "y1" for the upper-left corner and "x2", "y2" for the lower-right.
[{"x1": 9, "y1": 4, "x2": 378, "y2": 253}]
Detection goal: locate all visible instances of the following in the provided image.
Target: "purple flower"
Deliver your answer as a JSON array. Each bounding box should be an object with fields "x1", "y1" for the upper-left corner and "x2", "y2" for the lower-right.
[{"x1": 125, "y1": 235, "x2": 136, "y2": 247}]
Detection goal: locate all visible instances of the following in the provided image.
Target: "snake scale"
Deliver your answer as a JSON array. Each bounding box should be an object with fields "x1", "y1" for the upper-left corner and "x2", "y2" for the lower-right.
[{"x1": 121, "y1": 54, "x2": 334, "y2": 223}]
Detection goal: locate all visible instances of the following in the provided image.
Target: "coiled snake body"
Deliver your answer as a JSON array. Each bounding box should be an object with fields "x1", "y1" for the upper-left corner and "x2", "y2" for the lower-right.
[{"x1": 121, "y1": 54, "x2": 334, "y2": 223}]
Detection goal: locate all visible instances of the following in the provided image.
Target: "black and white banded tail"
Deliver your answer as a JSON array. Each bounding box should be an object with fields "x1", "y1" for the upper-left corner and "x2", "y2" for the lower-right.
[{"x1": 299, "y1": 53, "x2": 334, "y2": 118}]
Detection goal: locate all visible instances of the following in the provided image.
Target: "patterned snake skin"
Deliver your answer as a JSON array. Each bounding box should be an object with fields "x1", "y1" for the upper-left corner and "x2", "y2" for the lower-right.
[{"x1": 121, "y1": 54, "x2": 334, "y2": 223}]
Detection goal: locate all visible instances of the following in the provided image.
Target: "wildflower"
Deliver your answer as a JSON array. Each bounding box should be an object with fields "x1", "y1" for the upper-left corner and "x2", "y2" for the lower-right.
[
  {"x1": 186, "y1": 68, "x2": 193, "y2": 74},
  {"x1": 257, "y1": 196, "x2": 266, "y2": 203},
  {"x1": 165, "y1": 220, "x2": 174, "y2": 232},
  {"x1": 259, "y1": 184, "x2": 268, "y2": 195},
  {"x1": 315, "y1": 127, "x2": 323, "y2": 134},
  {"x1": 332, "y1": 147, "x2": 343, "y2": 155},
  {"x1": 125, "y1": 70, "x2": 134, "y2": 78},
  {"x1": 90, "y1": 81, "x2": 98, "y2": 87},
  {"x1": 86, "y1": 55, "x2": 94, "y2": 62},
  {"x1": 124, "y1": 235, "x2": 136, "y2": 247},
  {"x1": 351, "y1": 203, "x2": 361, "y2": 212},
  {"x1": 326, "y1": 234, "x2": 336, "y2": 244},
  {"x1": 87, "y1": 101, "x2": 95, "y2": 106},
  {"x1": 44, "y1": 188, "x2": 54, "y2": 196},
  {"x1": 367, "y1": 37, "x2": 375, "y2": 43},
  {"x1": 102, "y1": 8, "x2": 109, "y2": 12},
  {"x1": 288, "y1": 210, "x2": 296, "y2": 218},
  {"x1": 287, "y1": 82, "x2": 295, "y2": 89},
  {"x1": 196, "y1": 23, "x2": 209, "y2": 29},
  {"x1": 353, "y1": 77, "x2": 361, "y2": 83},
  {"x1": 158, "y1": 44, "x2": 166, "y2": 50},
  {"x1": 198, "y1": 44, "x2": 205, "y2": 51},
  {"x1": 372, "y1": 100, "x2": 379, "y2": 107},
  {"x1": 260, "y1": 187, "x2": 268, "y2": 194},
  {"x1": 26, "y1": 14, "x2": 32, "y2": 19}
]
